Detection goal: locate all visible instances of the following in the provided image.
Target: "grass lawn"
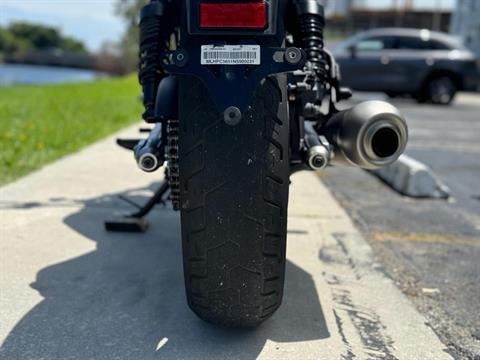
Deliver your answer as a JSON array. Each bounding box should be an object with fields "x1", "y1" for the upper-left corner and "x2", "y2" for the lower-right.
[{"x1": 0, "y1": 75, "x2": 142, "y2": 186}]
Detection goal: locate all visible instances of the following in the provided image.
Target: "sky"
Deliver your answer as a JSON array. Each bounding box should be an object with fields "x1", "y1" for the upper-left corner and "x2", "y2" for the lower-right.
[
  {"x1": 0, "y1": 0, "x2": 125, "y2": 51},
  {"x1": 0, "y1": 0, "x2": 457, "y2": 52}
]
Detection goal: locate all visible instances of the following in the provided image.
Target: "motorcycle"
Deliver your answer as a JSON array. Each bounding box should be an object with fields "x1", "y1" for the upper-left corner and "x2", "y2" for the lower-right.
[{"x1": 132, "y1": 0, "x2": 408, "y2": 328}]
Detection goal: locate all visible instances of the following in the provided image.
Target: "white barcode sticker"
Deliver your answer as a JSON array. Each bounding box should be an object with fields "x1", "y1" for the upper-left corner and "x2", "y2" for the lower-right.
[{"x1": 201, "y1": 45, "x2": 261, "y2": 65}]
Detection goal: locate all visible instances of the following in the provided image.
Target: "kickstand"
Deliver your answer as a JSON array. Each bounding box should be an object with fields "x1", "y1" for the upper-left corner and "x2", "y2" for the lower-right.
[{"x1": 105, "y1": 181, "x2": 170, "y2": 233}]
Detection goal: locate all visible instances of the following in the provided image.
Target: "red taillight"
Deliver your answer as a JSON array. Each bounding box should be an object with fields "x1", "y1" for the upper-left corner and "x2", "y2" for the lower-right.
[{"x1": 200, "y1": 2, "x2": 267, "y2": 29}]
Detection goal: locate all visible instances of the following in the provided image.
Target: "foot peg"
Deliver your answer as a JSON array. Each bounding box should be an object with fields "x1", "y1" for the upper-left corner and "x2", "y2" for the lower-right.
[
  {"x1": 117, "y1": 139, "x2": 141, "y2": 151},
  {"x1": 304, "y1": 122, "x2": 332, "y2": 171},
  {"x1": 134, "y1": 123, "x2": 165, "y2": 173}
]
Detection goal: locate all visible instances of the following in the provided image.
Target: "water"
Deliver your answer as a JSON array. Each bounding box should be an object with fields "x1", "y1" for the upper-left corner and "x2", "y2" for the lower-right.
[{"x1": 0, "y1": 64, "x2": 104, "y2": 86}]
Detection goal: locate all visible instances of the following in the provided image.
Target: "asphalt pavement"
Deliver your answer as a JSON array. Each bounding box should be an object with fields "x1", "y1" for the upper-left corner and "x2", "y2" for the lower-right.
[
  {"x1": 323, "y1": 92, "x2": 480, "y2": 359},
  {"x1": 0, "y1": 125, "x2": 452, "y2": 359}
]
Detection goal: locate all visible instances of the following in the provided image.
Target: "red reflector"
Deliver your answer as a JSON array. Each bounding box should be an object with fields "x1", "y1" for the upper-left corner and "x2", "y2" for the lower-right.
[{"x1": 200, "y1": 2, "x2": 267, "y2": 29}]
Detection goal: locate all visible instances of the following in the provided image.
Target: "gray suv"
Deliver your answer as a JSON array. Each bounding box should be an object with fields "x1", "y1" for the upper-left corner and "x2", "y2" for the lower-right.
[{"x1": 334, "y1": 28, "x2": 480, "y2": 105}]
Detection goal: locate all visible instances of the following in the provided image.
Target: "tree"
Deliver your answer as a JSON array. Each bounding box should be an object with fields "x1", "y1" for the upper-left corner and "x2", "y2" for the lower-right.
[
  {"x1": 115, "y1": 0, "x2": 148, "y2": 71},
  {"x1": 0, "y1": 28, "x2": 25, "y2": 55},
  {"x1": 8, "y1": 22, "x2": 62, "y2": 50},
  {"x1": 0, "y1": 22, "x2": 87, "y2": 56},
  {"x1": 60, "y1": 37, "x2": 88, "y2": 53}
]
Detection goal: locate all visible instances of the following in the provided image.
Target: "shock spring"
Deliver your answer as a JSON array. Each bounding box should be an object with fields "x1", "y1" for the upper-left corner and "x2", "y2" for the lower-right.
[
  {"x1": 139, "y1": 1, "x2": 168, "y2": 122},
  {"x1": 299, "y1": 13, "x2": 327, "y2": 82}
]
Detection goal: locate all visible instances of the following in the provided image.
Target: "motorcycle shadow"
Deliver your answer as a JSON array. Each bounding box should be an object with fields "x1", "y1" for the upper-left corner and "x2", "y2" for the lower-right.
[{"x1": 0, "y1": 183, "x2": 330, "y2": 360}]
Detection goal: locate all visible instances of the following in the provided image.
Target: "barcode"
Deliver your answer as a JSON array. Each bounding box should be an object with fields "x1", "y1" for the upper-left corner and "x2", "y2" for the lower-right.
[
  {"x1": 203, "y1": 51, "x2": 258, "y2": 60},
  {"x1": 201, "y1": 45, "x2": 261, "y2": 65}
]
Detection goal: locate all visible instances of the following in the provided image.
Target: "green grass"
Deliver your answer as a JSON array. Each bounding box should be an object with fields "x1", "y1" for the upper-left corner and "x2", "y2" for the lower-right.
[{"x1": 0, "y1": 76, "x2": 142, "y2": 186}]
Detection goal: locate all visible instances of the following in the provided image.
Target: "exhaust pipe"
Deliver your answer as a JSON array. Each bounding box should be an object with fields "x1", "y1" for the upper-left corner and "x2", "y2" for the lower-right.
[{"x1": 322, "y1": 101, "x2": 408, "y2": 170}]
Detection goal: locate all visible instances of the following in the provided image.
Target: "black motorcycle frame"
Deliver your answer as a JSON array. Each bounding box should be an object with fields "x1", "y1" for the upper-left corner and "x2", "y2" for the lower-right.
[
  {"x1": 138, "y1": 0, "x2": 341, "y2": 176},
  {"x1": 110, "y1": 0, "x2": 408, "y2": 238}
]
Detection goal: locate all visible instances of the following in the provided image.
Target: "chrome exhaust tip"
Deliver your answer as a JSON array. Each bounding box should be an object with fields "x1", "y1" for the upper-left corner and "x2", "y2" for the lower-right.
[
  {"x1": 364, "y1": 122, "x2": 404, "y2": 165},
  {"x1": 323, "y1": 101, "x2": 408, "y2": 169}
]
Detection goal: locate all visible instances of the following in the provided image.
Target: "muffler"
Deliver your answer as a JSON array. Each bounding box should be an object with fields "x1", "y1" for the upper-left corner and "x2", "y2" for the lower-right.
[{"x1": 322, "y1": 101, "x2": 408, "y2": 170}]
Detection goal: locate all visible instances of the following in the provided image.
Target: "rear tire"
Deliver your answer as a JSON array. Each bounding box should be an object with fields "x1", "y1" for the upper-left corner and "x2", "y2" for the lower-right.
[
  {"x1": 386, "y1": 92, "x2": 399, "y2": 99},
  {"x1": 178, "y1": 75, "x2": 290, "y2": 328},
  {"x1": 417, "y1": 75, "x2": 457, "y2": 105}
]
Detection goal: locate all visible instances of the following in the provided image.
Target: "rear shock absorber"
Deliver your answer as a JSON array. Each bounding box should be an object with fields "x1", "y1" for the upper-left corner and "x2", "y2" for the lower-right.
[
  {"x1": 295, "y1": 0, "x2": 327, "y2": 86},
  {"x1": 139, "y1": 0, "x2": 170, "y2": 123}
]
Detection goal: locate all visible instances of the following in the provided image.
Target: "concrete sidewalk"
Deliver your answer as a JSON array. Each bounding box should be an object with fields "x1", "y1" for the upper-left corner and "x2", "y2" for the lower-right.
[{"x1": 0, "y1": 125, "x2": 452, "y2": 359}]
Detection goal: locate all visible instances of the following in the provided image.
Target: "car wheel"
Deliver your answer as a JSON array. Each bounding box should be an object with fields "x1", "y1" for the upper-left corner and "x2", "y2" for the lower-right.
[{"x1": 426, "y1": 76, "x2": 457, "y2": 105}]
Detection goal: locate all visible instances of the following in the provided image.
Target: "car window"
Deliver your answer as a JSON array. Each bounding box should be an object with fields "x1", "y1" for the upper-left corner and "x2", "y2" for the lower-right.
[
  {"x1": 355, "y1": 36, "x2": 395, "y2": 51},
  {"x1": 429, "y1": 40, "x2": 451, "y2": 50},
  {"x1": 395, "y1": 36, "x2": 450, "y2": 50},
  {"x1": 336, "y1": 35, "x2": 362, "y2": 51}
]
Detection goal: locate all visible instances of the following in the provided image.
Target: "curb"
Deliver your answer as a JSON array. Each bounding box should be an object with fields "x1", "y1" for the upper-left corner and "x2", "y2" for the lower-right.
[{"x1": 371, "y1": 155, "x2": 451, "y2": 199}]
